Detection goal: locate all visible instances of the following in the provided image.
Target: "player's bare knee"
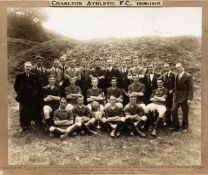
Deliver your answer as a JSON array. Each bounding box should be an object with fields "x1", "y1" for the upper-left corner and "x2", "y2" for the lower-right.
[
  {"x1": 49, "y1": 126, "x2": 55, "y2": 132},
  {"x1": 101, "y1": 117, "x2": 107, "y2": 123},
  {"x1": 141, "y1": 115, "x2": 147, "y2": 121}
]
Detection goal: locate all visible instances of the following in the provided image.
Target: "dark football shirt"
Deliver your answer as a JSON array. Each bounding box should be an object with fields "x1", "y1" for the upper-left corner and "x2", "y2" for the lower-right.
[
  {"x1": 150, "y1": 87, "x2": 168, "y2": 105},
  {"x1": 124, "y1": 103, "x2": 144, "y2": 116},
  {"x1": 73, "y1": 105, "x2": 91, "y2": 118},
  {"x1": 65, "y1": 85, "x2": 81, "y2": 105},
  {"x1": 106, "y1": 87, "x2": 123, "y2": 99},
  {"x1": 105, "y1": 105, "x2": 123, "y2": 118},
  {"x1": 42, "y1": 85, "x2": 60, "y2": 110},
  {"x1": 128, "y1": 82, "x2": 145, "y2": 104}
]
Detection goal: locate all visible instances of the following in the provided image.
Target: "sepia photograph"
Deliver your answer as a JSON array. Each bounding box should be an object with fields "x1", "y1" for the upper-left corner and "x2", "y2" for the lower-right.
[{"x1": 7, "y1": 7, "x2": 202, "y2": 166}]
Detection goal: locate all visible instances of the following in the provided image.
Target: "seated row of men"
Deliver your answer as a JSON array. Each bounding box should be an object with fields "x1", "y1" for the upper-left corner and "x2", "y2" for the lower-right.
[{"x1": 43, "y1": 74, "x2": 168, "y2": 138}]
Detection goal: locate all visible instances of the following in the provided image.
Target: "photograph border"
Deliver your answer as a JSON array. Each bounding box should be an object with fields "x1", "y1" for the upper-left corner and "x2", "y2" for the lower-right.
[{"x1": 1, "y1": 0, "x2": 208, "y2": 174}]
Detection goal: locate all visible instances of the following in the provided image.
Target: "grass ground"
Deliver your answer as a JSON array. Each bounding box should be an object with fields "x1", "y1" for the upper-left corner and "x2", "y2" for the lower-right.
[{"x1": 8, "y1": 83, "x2": 201, "y2": 166}]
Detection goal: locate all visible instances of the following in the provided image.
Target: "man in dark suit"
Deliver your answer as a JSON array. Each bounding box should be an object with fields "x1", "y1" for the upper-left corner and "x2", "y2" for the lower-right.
[
  {"x1": 162, "y1": 63, "x2": 175, "y2": 126},
  {"x1": 31, "y1": 55, "x2": 48, "y2": 127},
  {"x1": 14, "y1": 62, "x2": 39, "y2": 132},
  {"x1": 144, "y1": 63, "x2": 160, "y2": 105},
  {"x1": 170, "y1": 63, "x2": 194, "y2": 132},
  {"x1": 118, "y1": 59, "x2": 130, "y2": 106},
  {"x1": 58, "y1": 55, "x2": 68, "y2": 96},
  {"x1": 105, "y1": 59, "x2": 120, "y2": 88},
  {"x1": 79, "y1": 59, "x2": 91, "y2": 105}
]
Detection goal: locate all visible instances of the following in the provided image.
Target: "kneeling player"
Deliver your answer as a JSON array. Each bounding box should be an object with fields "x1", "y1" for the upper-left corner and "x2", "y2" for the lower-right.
[
  {"x1": 145, "y1": 78, "x2": 168, "y2": 137},
  {"x1": 101, "y1": 95, "x2": 124, "y2": 137},
  {"x1": 123, "y1": 94, "x2": 147, "y2": 138},
  {"x1": 49, "y1": 97, "x2": 97, "y2": 138}
]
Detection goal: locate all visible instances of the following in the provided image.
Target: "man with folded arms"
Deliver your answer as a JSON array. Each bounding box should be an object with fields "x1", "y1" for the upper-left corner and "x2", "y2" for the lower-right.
[
  {"x1": 105, "y1": 77, "x2": 123, "y2": 109},
  {"x1": 87, "y1": 77, "x2": 105, "y2": 128},
  {"x1": 42, "y1": 75, "x2": 61, "y2": 128},
  {"x1": 123, "y1": 94, "x2": 146, "y2": 138},
  {"x1": 73, "y1": 95, "x2": 97, "y2": 131},
  {"x1": 145, "y1": 78, "x2": 168, "y2": 137},
  {"x1": 128, "y1": 74, "x2": 146, "y2": 112},
  {"x1": 101, "y1": 96, "x2": 124, "y2": 137},
  {"x1": 65, "y1": 76, "x2": 82, "y2": 111},
  {"x1": 49, "y1": 97, "x2": 97, "y2": 138}
]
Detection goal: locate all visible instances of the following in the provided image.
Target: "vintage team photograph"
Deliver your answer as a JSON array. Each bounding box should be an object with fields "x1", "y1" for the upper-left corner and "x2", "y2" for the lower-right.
[{"x1": 7, "y1": 7, "x2": 201, "y2": 165}]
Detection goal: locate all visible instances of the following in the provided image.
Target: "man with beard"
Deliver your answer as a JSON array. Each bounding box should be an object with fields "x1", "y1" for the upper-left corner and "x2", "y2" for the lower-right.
[{"x1": 14, "y1": 62, "x2": 39, "y2": 132}]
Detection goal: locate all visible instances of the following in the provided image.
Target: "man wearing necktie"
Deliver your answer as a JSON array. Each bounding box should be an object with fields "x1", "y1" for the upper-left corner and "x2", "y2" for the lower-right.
[
  {"x1": 170, "y1": 63, "x2": 194, "y2": 133},
  {"x1": 118, "y1": 59, "x2": 130, "y2": 106},
  {"x1": 144, "y1": 63, "x2": 160, "y2": 105},
  {"x1": 14, "y1": 62, "x2": 39, "y2": 132},
  {"x1": 162, "y1": 63, "x2": 175, "y2": 126}
]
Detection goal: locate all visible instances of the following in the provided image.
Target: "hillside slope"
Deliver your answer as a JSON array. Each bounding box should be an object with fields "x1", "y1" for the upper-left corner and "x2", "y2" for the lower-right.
[{"x1": 8, "y1": 35, "x2": 201, "y2": 80}]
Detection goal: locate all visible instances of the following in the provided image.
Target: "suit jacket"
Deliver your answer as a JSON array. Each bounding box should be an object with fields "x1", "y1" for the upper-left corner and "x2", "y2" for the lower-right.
[
  {"x1": 162, "y1": 71, "x2": 175, "y2": 91},
  {"x1": 144, "y1": 72, "x2": 160, "y2": 98},
  {"x1": 174, "y1": 72, "x2": 194, "y2": 103},
  {"x1": 14, "y1": 72, "x2": 39, "y2": 102},
  {"x1": 105, "y1": 67, "x2": 120, "y2": 87},
  {"x1": 64, "y1": 67, "x2": 81, "y2": 81},
  {"x1": 118, "y1": 68, "x2": 130, "y2": 91},
  {"x1": 31, "y1": 66, "x2": 48, "y2": 87},
  {"x1": 48, "y1": 67, "x2": 63, "y2": 84},
  {"x1": 79, "y1": 68, "x2": 91, "y2": 91}
]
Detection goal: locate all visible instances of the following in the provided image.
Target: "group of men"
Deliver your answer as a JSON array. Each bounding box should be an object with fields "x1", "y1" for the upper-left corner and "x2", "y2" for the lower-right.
[{"x1": 14, "y1": 54, "x2": 194, "y2": 138}]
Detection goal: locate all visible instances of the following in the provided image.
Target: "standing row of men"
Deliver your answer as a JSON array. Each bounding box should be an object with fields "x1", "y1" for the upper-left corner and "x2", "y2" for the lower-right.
[{"x1": 14, "y1": 55, "x2": 194, "y2": 138}]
